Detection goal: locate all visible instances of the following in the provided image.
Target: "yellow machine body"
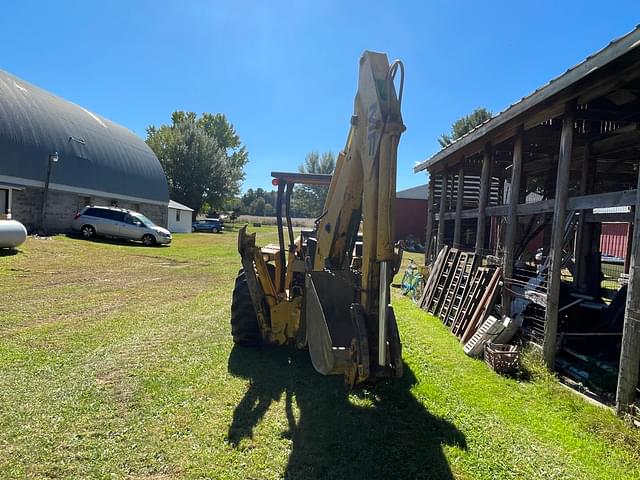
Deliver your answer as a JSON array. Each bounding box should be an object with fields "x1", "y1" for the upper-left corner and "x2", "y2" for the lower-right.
[{"x1": 233, "y1": 51, "x2": 405, "y2": 385}]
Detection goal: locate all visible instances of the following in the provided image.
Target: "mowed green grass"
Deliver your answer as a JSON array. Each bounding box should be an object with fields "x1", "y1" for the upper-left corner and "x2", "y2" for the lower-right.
[{"x1": 1, "y1": 228, "x2": 639, "y2": 479}]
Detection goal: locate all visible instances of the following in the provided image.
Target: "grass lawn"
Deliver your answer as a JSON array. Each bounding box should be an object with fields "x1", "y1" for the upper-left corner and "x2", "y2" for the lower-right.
[{"x1": 1, "y1": 227, "x2": 639, "y2": 479}]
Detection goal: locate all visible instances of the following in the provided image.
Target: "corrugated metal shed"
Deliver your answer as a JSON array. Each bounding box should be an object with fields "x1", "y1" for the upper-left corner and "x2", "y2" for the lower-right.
[{"x1": 0, "y1": 70, "x2": 168, "y2": 204}]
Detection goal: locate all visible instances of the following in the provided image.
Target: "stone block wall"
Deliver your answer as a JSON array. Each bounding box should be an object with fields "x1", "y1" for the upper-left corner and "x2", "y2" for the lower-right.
[{"x1": 11, "y1": 187, "x2": 168, "y2": 234}]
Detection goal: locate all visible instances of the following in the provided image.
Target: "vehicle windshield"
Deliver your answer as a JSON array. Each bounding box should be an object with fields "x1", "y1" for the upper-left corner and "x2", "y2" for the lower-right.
[{"x1": 133, "y1": 213, "x2": 156, "y2": 228}]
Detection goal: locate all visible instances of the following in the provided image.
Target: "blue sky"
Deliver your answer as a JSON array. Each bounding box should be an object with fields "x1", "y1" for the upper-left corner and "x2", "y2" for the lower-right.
[{"x1": 1, "y1": 1, "x2": 638, "y2": 192}]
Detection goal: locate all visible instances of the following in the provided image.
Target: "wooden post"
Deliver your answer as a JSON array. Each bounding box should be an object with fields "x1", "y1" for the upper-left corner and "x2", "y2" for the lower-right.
[
  {"x1": 424, "y1": 176, "x2": 435, "y2": 264},
  {"x1": 437, "y1": 169, "x2": 448, "y2": 252},
  {"x1": 453, "y1": 162, "x2": 465, "y2": 248},
  {"x1": 476, "y1": 146, "x2": 492, "y2": 256},
  {"x1": 574, "y1": 143, "x2": 592, "y2": 291},
  {"x1": 543, "y1": 102, "x2": 575, "y2": 368},
  {"x1": 624, "y1": 217, "x2": 633, "y2": 274},
  {"x1": 615, "y1": 168, "x2": 640, "y2": 414},
  {"x1": 502, "y1": 128, "x2": 523, "y2": 316}
]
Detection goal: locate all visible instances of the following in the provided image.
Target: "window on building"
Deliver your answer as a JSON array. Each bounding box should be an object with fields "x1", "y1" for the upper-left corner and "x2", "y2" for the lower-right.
[{"x1": 176, "y1": 209, "x2": 181, "y2": 222}]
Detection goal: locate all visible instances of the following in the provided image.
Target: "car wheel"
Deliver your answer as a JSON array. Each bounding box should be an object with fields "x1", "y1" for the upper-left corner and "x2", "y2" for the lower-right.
[
  {"x1": 191, "y1": 227, "x2": 196, "y2": 233},
  {"x1": 142, "y1": 234, "x2": 156, "y2": 247},
  {"x1": 211, "y1": 227, "x2": 219, "y2": 233},
  {"x1": 81, "y1": 225, "x2": 95, "y2": 239}
]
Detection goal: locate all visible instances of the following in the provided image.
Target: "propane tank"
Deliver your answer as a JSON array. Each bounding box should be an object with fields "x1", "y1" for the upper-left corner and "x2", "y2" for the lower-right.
[{"x1": 0, "y1": 220, "x2": 27, "y2": 248}]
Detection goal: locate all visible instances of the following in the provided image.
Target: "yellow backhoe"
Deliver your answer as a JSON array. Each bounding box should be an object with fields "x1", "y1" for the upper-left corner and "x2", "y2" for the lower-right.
[{"x1": 231, "y1": 51, "x2": 405, "y2": 385}]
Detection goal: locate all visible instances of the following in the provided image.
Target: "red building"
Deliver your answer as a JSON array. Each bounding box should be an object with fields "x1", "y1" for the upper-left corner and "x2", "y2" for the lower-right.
[
  {"x1": 395, "y1": 184, "x2": 428, "y2": 242},
  {"x1": 600, "y1": 223, "x2": 629, "y2": 259}
]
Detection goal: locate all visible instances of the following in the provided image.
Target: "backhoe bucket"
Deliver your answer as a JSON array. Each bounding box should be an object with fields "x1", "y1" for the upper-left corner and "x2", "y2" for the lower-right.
[
  {"x1": 305, "y1": 271, "x2": 370, "y2": 383},
  {"x1": 305, "y1": 269, "x2": 403, "y2": 384}
]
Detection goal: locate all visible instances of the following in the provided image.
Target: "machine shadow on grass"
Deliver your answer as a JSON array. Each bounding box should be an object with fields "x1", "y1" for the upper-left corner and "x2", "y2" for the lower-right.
[{"x1": 227, "y1": 345, "x2": 466, "y2": 480}]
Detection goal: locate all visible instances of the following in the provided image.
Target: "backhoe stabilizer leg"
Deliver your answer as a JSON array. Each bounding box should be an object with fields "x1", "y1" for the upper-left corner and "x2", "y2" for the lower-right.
[
  {"x1": 387, "y1": 305, "x2": 403, "y2": 378},
  {"x1": 237, "y1": 225, "x2": 255, "y2": 256},
  {"x1": 348, "y1": 303, "x2": 371, "y2": 386},
  {"x1": 236, "y1": 225, "x2": 271, "y2": 340}
]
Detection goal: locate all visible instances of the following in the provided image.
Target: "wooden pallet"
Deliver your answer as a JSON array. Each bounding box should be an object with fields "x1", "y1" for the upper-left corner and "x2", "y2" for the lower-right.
[
  {"x1": 427, "y1": 248, "x2": 460, "y2": 315},
  {"x1": 460, "y1": 267, "x2": 502, "y2": 344},
  {"x1": 436, "y1": 253, "x2": 466, "y2": 321},
  {"x1": 441, "y1": 252, "x2": 476, "y2": 326},
  {"x1": 451, "y1": 267, "x2": 491, "y2": 337},
  {"x1": 419, "y1": 246, "x2": 449, "y2": 310}
]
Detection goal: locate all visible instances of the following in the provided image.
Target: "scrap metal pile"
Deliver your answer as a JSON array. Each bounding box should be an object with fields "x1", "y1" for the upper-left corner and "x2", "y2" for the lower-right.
[{"x1": 418, "y1": 246, "x2": 520, "y2": 373}]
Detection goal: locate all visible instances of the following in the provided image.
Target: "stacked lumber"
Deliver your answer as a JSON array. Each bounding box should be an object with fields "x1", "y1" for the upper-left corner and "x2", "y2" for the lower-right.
[{"x1": 419, "y1": 246, "x2": 503, "y2": 351}]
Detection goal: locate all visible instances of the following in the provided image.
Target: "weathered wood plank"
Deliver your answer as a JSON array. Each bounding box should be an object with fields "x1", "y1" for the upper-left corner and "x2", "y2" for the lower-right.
[
  {"x1": 503, "y1": 128, "x2": 523, "y2": 315},
  {"x1": 574, "y1": 143, "x2": 592, "y2": 292},
  {"x1": 584, "y1": 211, "x2": 633, "y2": 223},
  {"x1": 424, "y1": 178, "x2": 435, "y2": 264},
  {"x1": 436, "y1": 190, "x2": 638, "y2": 221},
  {"x1": 453, "y1": 163, "x2": 465, "y2": 248},
  {"x1": 476, "y1": 147, "x2": 492, "y2": 255},
  {"x1": 544, "y1": 103, "x2": 575, "y2": 368},
  {"x1": 615, "y1": 169, "x2": 640, "y2": 414},
  {"x1": 437, "y1": 169, "x2": 448, "y2": 252}
]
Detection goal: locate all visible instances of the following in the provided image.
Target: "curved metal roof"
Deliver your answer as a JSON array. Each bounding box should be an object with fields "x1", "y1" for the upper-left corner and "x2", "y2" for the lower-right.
[{"x1": 0, "y1": 70, "x2": 168, "y2": 204}]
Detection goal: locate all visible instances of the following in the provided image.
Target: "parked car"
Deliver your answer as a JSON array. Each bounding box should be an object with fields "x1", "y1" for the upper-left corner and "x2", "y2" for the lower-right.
[
  {"x1": 192, "y1": 218, "x2": 224, "y2": 233},
  {"x1": 71, "y1": 206, "x2": 172, "y2": 246}
]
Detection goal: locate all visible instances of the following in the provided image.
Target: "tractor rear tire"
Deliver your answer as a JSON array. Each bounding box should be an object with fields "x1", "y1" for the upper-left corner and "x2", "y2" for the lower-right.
[{"x1": 231, "y1": 269, "x2": 262, "y2": 346}]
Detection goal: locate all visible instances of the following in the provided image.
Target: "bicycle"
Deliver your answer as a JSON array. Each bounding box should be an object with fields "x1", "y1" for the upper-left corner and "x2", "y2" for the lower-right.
[{"x1": 400, "y1": 259, "x2": 426, "y2": 303}]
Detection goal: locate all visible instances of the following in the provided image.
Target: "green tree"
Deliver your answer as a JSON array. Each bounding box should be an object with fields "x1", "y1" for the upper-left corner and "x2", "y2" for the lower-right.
[
  {"x1": 292, "y1": 151, "x2": 335, "y2": 217},
  {"x1": 264, "y1": 203, "x2": 274, "y2": 217},
  {"x1": 240, "y1": 188, "x2": 257, "y2": 212},
  {"x1": 250, "y1": 197, "x2": 266, "y2": 216},
  {"x1": 438, "y1": 107, "x2": 492, "y2": 147},
  {"x1": 240, "y1": 188, "x2": 276, "y2": 215},
  {"x1": 146, "y1": 111, "x2": 248, "y2": 215}
]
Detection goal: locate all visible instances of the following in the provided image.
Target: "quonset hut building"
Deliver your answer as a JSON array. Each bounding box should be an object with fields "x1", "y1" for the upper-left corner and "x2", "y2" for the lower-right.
[{"x1": 0, "y1": 70, "x2": 169, "y2": 233}]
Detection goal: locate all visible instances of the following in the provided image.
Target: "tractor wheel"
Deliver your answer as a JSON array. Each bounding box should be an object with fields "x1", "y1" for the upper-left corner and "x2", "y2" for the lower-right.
[{"x1": 231, "y1": 269, "x2": 262, "y2": 346}]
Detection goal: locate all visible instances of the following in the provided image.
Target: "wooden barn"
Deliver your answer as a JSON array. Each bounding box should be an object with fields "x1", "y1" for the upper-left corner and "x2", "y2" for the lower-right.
[{"x1": 415, "y1": 27, "x2": 640, "y2": 415}]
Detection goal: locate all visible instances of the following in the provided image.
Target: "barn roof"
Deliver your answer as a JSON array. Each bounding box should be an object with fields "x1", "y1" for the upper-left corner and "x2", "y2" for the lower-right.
[
  {"x1": 414, "y1": 25, "x2": 640, "y2": 173},
  {"x1": 0, "y1": 70, "x2": 168, "y2": 205}
]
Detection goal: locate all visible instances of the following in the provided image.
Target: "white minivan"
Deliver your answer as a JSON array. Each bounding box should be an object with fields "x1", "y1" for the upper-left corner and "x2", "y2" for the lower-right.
[{"x1": 71, "y1": 206, "x2": 172, "y2": 246}]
